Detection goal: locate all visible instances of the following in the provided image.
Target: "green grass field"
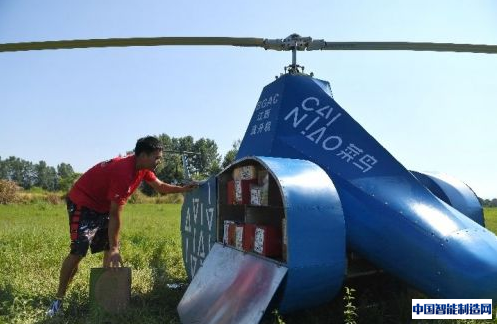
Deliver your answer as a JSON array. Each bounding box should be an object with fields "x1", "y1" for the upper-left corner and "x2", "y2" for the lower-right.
[
  {"x1": 485, "y1": 207, "x2": 497, "y2": 234},
  {"x1": 0, "y1": 204, "x2": 496, "y2": 323},
  {"x1": 0, "y1": 203, "x2": 186, "y2": 324}
]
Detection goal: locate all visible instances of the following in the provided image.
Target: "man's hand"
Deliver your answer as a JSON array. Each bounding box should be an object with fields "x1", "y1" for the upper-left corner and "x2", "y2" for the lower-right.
[
  {"x1": 104, "y1": 248, "x2": 123, "y2": 268},
  {"x1": 147, "y1": 178, "x2": 199, "y2": 194},
  {"x1": 182, "y1": 182, "x2": 199, "y2": 192}
]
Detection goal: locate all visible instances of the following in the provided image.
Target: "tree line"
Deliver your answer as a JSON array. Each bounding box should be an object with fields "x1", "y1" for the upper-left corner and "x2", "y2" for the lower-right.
[
  {"x1": 0, "y1": 156, "x2": 78, "y2": 192},
  {"x1": 2, "y1": 134, "x2": 495, "y2": 205},
  {"x1": 139, "y1": 134, "x2": 238, "y2": 195},
  {"x1": 0, "y1": 134, "x2": 240, "y2": 195},
  {"x1": 480, "y1": 198, "x2": 497, "y2": 208}
]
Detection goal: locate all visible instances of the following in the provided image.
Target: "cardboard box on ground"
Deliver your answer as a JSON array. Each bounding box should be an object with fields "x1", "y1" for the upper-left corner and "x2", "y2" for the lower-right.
[{"x1": 89, "y1": 267, "x2": 131, "y2": 314}]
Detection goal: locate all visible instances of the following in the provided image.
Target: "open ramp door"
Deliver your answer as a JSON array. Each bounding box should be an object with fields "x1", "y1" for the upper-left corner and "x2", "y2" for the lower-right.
[{"x1": 178, "y1": 243, "x2": 287, "y2": 324}]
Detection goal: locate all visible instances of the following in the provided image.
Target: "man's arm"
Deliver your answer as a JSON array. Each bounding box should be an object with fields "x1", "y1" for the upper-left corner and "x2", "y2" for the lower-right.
[
  {"x1": 147, "y1": 178, "x2": 197, "y2": 194},
  {"x1": 105, "y1": 200, "x2": 123, "y2": 267}
]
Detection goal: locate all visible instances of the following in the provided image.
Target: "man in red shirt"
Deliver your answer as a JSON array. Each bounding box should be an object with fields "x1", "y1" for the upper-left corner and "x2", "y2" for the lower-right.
[{"x1": 47, "y1": 136, "x2": 196, "y2": 317}]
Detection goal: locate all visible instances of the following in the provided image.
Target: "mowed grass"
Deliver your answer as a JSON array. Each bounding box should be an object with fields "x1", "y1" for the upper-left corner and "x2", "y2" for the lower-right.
[{"x1": 0, "y1": 205, "x2": 496, "y2": 323}]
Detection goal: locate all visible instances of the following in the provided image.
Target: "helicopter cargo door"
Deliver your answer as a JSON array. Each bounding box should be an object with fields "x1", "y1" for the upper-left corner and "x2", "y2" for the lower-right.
[{"x1": 177, "y1": 243, "x2": 287, "y2": 324}]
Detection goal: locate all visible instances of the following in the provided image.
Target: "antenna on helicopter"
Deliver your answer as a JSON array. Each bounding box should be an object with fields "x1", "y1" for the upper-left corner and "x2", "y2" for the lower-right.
[{"x1": 181, "y1": 154, "x2": 191, "y2": 181}]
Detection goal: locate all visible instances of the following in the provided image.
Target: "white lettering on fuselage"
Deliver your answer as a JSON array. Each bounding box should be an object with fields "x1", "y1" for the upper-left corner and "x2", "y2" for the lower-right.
[
  {"x1": 184, "y1": 197, "x2": 216, "y2": 278},
  {"x1": 284, "y1": 97, "x2": 343, "y2": 150},
  {"x1": 249, "y1": 93, "x2": 280, "y2": 137},
  {"x1": 284, "y1": 96, "x2": 378, "y2": 173}
]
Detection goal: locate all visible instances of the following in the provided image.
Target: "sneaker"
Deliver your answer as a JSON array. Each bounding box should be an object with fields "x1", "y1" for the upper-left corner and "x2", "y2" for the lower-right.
[{"x1": 46, "y1": 299, "x2": 63, "y2": 317}]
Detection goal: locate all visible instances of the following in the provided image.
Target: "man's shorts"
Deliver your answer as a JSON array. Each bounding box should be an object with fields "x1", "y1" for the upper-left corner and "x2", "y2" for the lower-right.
[{"x1": 66, "y1": 198, "x2": 110, "y2": 257}]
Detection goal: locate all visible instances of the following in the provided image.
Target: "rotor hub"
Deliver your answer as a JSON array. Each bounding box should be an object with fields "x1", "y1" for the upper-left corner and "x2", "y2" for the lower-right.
[{"x1": 276, "y1": 34, "x2": 317, "y2": 75}]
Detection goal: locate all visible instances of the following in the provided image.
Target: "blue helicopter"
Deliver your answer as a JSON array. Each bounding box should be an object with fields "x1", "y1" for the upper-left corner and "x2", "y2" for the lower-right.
[
  {"x1": 3, "y1": 34, "x2": 497, "y2": 323},
  {"x1": 175, "y1": 35, "x2": 497, "y2": 323}
]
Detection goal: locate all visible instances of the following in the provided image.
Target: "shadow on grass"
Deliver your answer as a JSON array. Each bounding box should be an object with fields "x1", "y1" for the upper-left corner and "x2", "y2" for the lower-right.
[
  {"x1": 0, "y1": 283, "x2": 16, "y2": 317},
  {"x1": 259, "y1": 273, "x2": 417, "y2": 324},
  {"x1": 130, "y1": 243, "x2": 188, "y2": 323}
]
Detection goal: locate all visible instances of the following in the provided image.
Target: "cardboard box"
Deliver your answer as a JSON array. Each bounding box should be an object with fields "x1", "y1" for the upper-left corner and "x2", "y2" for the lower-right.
[
  {"x1": 250, "y1": 185, "x2": 262, "y2": 205},
  {"x1": 258, "y1": 169, "x2": 269, "y2": 187},
  {"x1": 250, "y1": 184, "x2": 268, "y2": 206},
  {"x1": 226, "y1": 180, "x2": 235, "y2": 205},
  {"x1": 253, "y1": 225, "x2": 282, "y2": 257},
  {"x1": 235, "y1": 224, "x2": 244, "y2": 250},
  {"x1": 258, "y1": 170, "x2": 269, "y2": 205},
  {"x1": 233, "y1": 165, "x2": 258, "y2": 180},
  {"x1": 235, "y1": 179, "x2": 258, "y2": 204},
  {"x1": 228, "y1": 223, "x2": 237, "y2": 246},
  {"x1": 89, "y1": 267, "x2": 131, "y2": 314},
  {"x1": 223, "y1": 220, "x2": 235, "y2": 244},
  {"x1": 243, "y1": 223, "x2": 257, "y2": 251}
]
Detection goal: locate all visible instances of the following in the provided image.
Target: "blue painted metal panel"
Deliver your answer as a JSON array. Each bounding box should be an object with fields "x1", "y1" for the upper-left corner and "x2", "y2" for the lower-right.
[
  {"x1": 242, "y1": 156, "x2": 346, "y2": 313},
  {"x1": 181, "y1": 176, "x2": 217, "y2": 280},
  {"x1": 236, "y1": 74, "x2": 497, "y2": 299},
  {"x1": 411, "y1": 171, "x2": 484, "y2": 226}
]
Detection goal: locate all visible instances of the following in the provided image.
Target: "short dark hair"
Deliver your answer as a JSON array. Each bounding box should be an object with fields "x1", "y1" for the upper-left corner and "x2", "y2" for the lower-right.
[{"x1": 134, "y1": 136, "x2": 163, "y2": 156}]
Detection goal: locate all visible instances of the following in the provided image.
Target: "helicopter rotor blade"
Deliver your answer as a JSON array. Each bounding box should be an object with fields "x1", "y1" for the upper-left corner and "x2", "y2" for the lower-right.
[
  {"x1": 310, "y1": 41, "x2": 497, "y2": 54},
  {"x1": 1, "y1": 34, "x2": 497, "y2": 55},
  {"x1": 0, "y1": 37, "x2": 266, "y2": 53}
]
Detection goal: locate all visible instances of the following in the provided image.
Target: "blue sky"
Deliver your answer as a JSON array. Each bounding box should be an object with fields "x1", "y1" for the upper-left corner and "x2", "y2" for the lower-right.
[{"x1": 0, "y1": 1, "x2": 496, "y2": 198}]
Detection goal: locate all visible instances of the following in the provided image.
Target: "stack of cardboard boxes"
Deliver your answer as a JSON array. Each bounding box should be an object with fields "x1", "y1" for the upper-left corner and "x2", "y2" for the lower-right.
[
  {"x1": 224, "y1": 165, "x2": 282, "y2": 258},
  {"x1": 223, "y1": 220, "x2": 281, "y2": 258},
  {"x1": 227, "y1": 165, "x2": 268, "y2": 206}
]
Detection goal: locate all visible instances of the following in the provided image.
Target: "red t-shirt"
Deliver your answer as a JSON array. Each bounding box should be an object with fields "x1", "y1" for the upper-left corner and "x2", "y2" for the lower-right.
[{"x1": 68, "y1": 155, "x2": 157, "y2": 213}]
